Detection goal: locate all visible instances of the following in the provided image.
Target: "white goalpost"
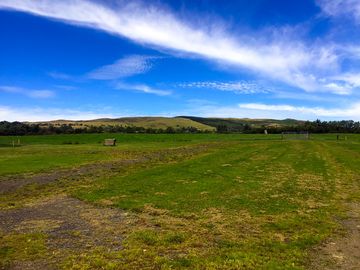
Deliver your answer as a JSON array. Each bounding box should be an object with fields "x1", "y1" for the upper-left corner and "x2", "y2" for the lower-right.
[{"x1": 281, "y1": 131, "x2": 310, "y2": 140}]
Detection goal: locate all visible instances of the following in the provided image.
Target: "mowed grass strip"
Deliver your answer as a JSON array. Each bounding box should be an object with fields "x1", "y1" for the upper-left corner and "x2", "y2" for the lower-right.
[
  {"x1": 0, "y1": 133, "x2": 281, "y2": 177},
  {"x1": 70, "y1": 139, "x2": 359, "y2": 269},
  {"x1": 77, "y1": 141, "x2": 331, "y2": 214}
]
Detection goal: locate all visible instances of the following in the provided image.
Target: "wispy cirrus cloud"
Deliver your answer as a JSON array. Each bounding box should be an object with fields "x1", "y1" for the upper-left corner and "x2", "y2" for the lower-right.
[
  {"x1": 177, "y1": 81, "x2": 269, "y2": 94},
  {"x1": 0, "y1": 105, "x2": 117, "y2": 121},
  {"x1": 0, "y1": 0, "x2": 354, "y2": 95},
  {"x1": 0, "y1": 86, "x2": 55, "y2": 98},
  {"x1": 49, "y1": 55, "x2": 158, "y2": 82},
  {"x1": 317, "y1": 0, "x2": 360, "y2": 23},
  {"x1": 238, "y1": 102, "x2": 360, "y2": 120},
  {"x1": 116, "y1": 82, "x2": 172, "y2": 96},
  {"x1": 176, "y1": 101, "x2": 360, "y2": 120},
  {"x1": 48, "y1": 71, "x2": 73, "y2": 80},
  {"x1": 87, "y1": 55, "x2": 158, "y2": 80}
]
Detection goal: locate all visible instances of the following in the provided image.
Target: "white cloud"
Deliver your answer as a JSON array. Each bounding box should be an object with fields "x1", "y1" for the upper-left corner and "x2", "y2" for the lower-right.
[
  {"x1": 27, "y1": 90, "x2": 55, "y2": 98},
  {"x1": 332, "y1": 73, "x2": 360, "y2": 88},
  {"x1": 48, "y1": 72, "x2": 73, "y2": 80},
  {"x1": 317, "y1": 0, "x2": 360, "y2": 23},
  {"x1": 0, "y1": 86, "x2": 55, "y2": 98},
  {"x1": 323, "y1": 82, "x2": 352, "y2": 95},
  {"x1": 237, "y1": 102, "x2": 360, "y2": 120},
  {"x1": 177, "y1": 81, "x2": 269, "y2": 94},
  {"x1": 116, "y1": 82, "x2": 172, "y2": 96},
  {"x1": 0, "y1": 105, "x2": 117, "y2": 121},
  {"x1": 169, "y1": 101, "x2": 360, "y2": 120},
  {"x1": 87, "y1": 55, "x2": 157, "y2": 80},
  {"x1": 271, "y1": 90, "x2": 347, "y2": 102},
  {"x1": 0, "y1": 0, "x2": 348, "y2": 94}
]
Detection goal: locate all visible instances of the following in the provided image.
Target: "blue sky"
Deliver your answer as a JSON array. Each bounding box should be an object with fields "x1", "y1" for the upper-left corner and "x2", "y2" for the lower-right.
[{"x1": 0, "y1": 0, "x2": 360, "y2": 121}]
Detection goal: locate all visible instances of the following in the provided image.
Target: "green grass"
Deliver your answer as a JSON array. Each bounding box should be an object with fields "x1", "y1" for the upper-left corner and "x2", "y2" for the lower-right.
[
  {"x1": 76, "y1": 141, "x2": 332, "y2": 213},
  {"x1": 72, "y1": 137, "x2": 359, "y2": 269},
  {"x1": 1, "y1": 133, "x2": 360, "y2": 269},
  {"x1": 0, "y1": 133, "x2": 280, "y2": 176},
  {"x1": 0, "y1": 232, "x2": 47, "y2": 269}
]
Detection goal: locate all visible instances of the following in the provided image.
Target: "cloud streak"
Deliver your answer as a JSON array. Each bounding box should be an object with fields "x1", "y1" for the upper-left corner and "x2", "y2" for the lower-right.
[
  {"x1": 238, "y1": 102, "x2": 360, "y2": 119},
  {"x1": 116, "y1": 82, "x2": 172, "y2": 96},
  {"x1": 178, "y1": 81, "x2": 269, "y2": 94},
  {"x1": 317, "y1": 0, "x2": 360, "y2": 23},
  {"x1": 0, "y1": 105, "x2": 117, "y2": 121},
  {"x1": 87, "y1": 55, "x2": 157, "y2": 80},
  {"x1": 0, "y1": 0, "x2": 355, "y2": 95},
  {"x1": 0, "y1": 86, "x2": 55, "y2": 98},
  {"x1": 177, "y1": 102, "x2": 360, "y2": 121}
]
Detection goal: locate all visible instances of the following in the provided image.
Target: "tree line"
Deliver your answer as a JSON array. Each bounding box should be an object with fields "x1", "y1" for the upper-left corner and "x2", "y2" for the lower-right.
[
  {"x1": 0, "y1": 121, "x2": 208, "y2": 135},
  {"x1": 1, "y1": 119, "x2": 360, "y2": 136},
  {"x1": 216, "y1": 120, "x2": 360, "y2": 134}
]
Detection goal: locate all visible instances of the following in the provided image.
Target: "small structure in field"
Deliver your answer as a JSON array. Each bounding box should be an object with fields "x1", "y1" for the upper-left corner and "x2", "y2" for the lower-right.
[
  {"x1": 336, "y1": 134, "x2": 348, "y2": 141},
  {"x1": 281, "y1": 131, "x2": 309, "y2": 140},
  {"x1": 104, "y1": 138, "x2": 116, "y2": 146}
]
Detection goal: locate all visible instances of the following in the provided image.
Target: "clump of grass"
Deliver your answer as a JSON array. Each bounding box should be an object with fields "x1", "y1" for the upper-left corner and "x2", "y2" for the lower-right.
[
  {"x1": 164, "y1": 232, "x2": 186, "y2": 244},
  {"x1": 133, "y1": 230, "x2": 159, "y2": 246},
  {"x1": 62, "y1": 249, "x2": 119, "y2": 270},
  {"x1": 0, "y1": 232, "x2": 47, "y2": 268}
]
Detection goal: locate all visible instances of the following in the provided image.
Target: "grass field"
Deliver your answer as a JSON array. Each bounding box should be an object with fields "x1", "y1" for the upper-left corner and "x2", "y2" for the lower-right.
[{"x1": 0, "y1": 133, "x2": 360, "y2": 269}]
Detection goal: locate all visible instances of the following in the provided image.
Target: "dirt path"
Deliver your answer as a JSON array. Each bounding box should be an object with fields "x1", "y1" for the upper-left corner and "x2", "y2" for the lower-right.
[
  {"x1": 0, "y1": 144, "x2": 211, "y2": 194},
  {"x1": 0, "y1": 158, "x2": 143, "y2": 194},
  {"x1": 0, "y1": 195, "x2": 126, "y2": 269},
  {"x1": 310, "y1": 203, "x2": 360, "y2": 270}
]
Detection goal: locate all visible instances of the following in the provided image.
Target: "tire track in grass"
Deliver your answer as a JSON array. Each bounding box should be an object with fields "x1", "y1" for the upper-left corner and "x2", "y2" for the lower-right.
[
  {"x1": 74, "y1": 141, "x2": 279, "y2": 213},
  {"x1": 0, "y1": 143, "x2": 215, "y2": 195},
  {"x1": 308, "y1": 141, "x2": 360, "y2": 270}
]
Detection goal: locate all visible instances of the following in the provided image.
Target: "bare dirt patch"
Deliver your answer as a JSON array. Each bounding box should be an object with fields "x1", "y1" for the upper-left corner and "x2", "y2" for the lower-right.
[
  {"x1": 0, "y1": 159, "x2": 141, "y2": 194},
  {"x1": 0, "y1": 144, "x2": 211, "y2": 194},
  {"x1": 310, "y1": 203, "x2": 360, "y2": 270},
  {"x1": 0, "y1": 195, "x2": 125, "y2": 269}
]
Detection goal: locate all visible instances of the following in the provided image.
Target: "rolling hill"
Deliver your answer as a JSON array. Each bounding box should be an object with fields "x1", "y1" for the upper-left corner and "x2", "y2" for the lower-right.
[
  {"x1": 30, "y1": 116, "x2": 305, "y2": 132},
  {"x1": 32, "y1": 117, "x2": 216, "y2": 131},
  {"x1": 178, "y1": 116, "x2": 304, "y2": 130}
]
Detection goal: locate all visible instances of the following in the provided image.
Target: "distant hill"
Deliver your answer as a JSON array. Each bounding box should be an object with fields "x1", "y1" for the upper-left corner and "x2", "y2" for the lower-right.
[
  {"x1": 33, "y1": 117, "x2": 216, "y2": 131},
  {"x1": 31, "y1": 116, "x2": 305, "y2": 132},
  {"x1": 7, "y1": 117, "x2": 357, "y2": 135},
  {"x1": 178, "y1": 116, "x2": 304, "y2": 131}
]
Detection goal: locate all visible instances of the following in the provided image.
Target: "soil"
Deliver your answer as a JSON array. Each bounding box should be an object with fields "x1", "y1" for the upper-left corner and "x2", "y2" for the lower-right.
[
  {"x1": 310, "y1": 203, "x2": 360, "y2": 270},
  {"x1": 0, "y1": 195, "x2": 126, "y2": 270},
  {"x1": 0, "y1": 144, "x2": 210, "y2": 194},
  {"x1": 0, "y1": 159, "x2": 142, "y2": 194}
]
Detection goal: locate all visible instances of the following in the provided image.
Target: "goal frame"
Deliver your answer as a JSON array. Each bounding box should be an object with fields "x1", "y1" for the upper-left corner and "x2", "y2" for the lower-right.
[{"x1": 281, "y1": 131, "x2": 310, "y2": 140}]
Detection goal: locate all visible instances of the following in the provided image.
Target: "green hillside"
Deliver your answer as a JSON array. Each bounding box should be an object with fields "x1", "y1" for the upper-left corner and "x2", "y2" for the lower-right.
[
  {"x1": 33, "y1": 117, "x2": 216, "y2": 131},
  {"x1": 30, "y1": 116, "x2": 304, "y2": 133},
  {"x1": 179, "y1": 116, "x2": 303, "y2": 131}
]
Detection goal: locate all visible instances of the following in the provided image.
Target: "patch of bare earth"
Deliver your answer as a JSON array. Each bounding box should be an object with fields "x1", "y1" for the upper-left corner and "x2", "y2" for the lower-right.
[
  {"x1": 310, "y1": 203, "x2": 360, "y2": 270},
  {"x1": 0, "y1": 195, "x2": 126, "y2": 269},
  {"x1": 0, "y1": 159, "x2": 141, "y2": 194},
  {"x1": 0, "y1": 144, "x2": 211, "y2": 194}
]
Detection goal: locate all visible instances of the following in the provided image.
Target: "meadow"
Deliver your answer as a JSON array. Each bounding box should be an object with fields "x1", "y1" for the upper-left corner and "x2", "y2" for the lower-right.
[{"x1": 0, "y1": 133, "x2": 359, "y2": 269}]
